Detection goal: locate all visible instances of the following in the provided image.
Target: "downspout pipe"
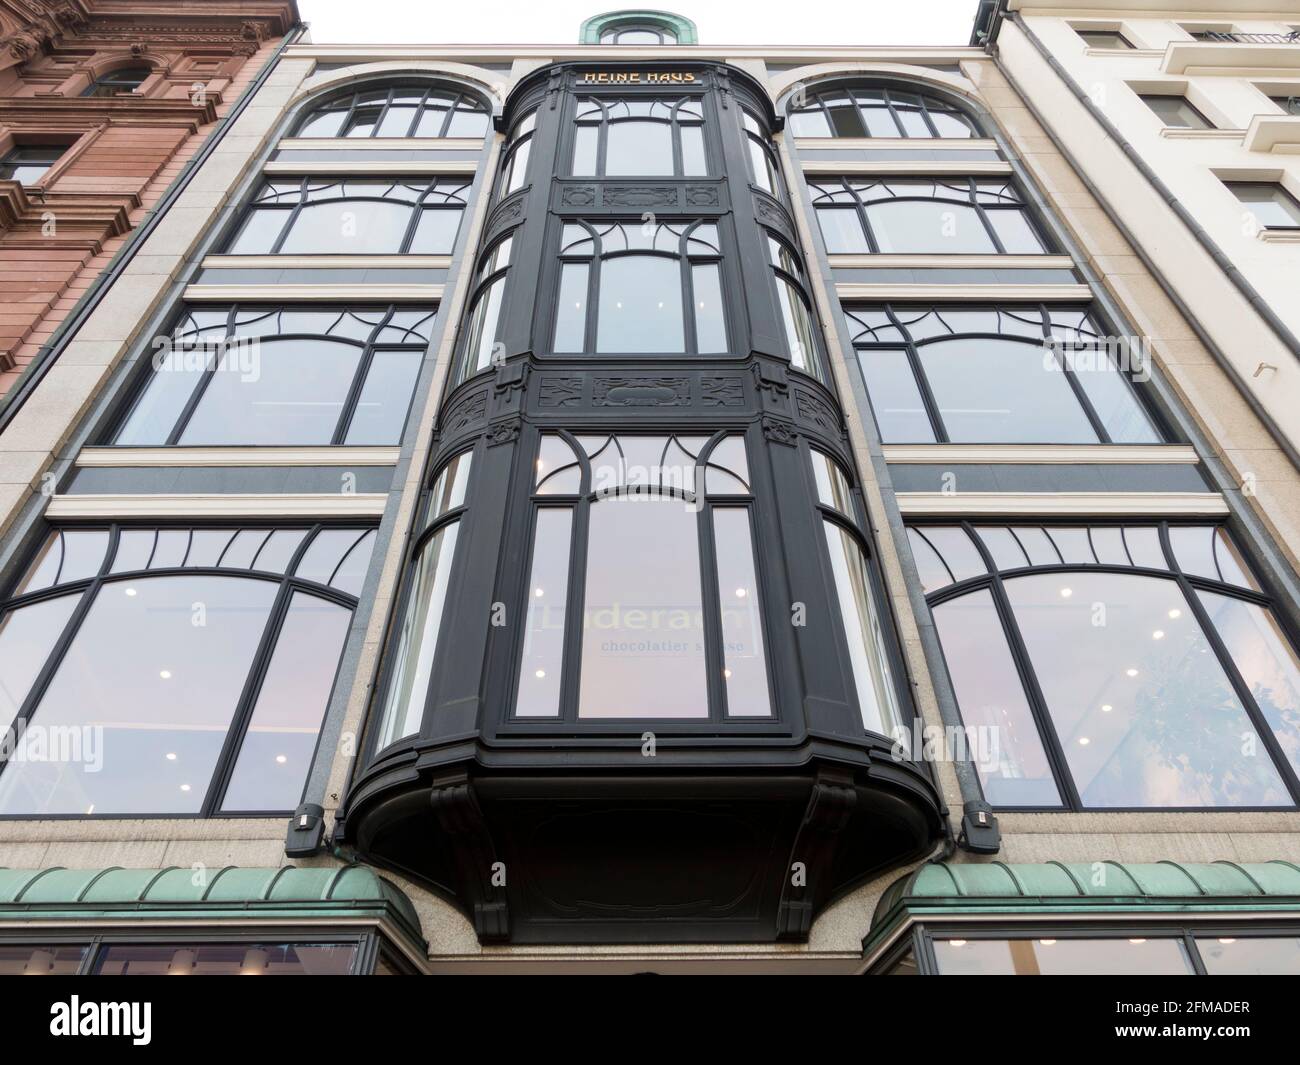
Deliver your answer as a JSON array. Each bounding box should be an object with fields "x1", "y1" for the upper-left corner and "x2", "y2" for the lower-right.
[
  {"x1": 990, "y1": 6, "x2": 1300, "y2": 473},
  {"x1": 0, "y1": 20, "x2": 309, "y2": 435}
]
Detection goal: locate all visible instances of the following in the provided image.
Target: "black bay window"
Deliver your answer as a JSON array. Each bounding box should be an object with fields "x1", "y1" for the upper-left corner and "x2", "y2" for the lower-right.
[
  {"x1": 0, "y1": 525, "x2": 374, "y2": 816},
  {"x1": 112, "y1": 304, "x2": 436, "y2": 446},
  {"x1": 572, "y1": 96, "x2": 706, "y2": 176},
  {"x1": 788, "y1": 84, "x2": 979, "y2": 139},
  {"x1": 910, "y1": 521, "x2": 1300, "y2": 810},
  {"x1": 551, "y1": 220, "x2": 728, "y2": 355},
  {"x1": 294, "y1": 83, "x2": 490, "y2": 139},
  {"x1": 809, "y1": 177, "x2": 1049, "y2": 255},
  {"x1": 846, "y1": 304, "x2": 1161, "y2": 444},
  {"x1": 514, "y1": 431, "x2": 772, "y2": 720},
  {"x1": 224, "y1": 177, "x2": 468, "y2": 256}
]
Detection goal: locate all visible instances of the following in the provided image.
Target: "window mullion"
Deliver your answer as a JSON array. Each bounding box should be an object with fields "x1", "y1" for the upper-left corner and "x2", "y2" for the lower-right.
[
  {"x1": 558, "y1": 493, "x2": 592, "y2": 722},
  {"x1": 697, "y1": 498, "x2": 729, "y2": 721}
]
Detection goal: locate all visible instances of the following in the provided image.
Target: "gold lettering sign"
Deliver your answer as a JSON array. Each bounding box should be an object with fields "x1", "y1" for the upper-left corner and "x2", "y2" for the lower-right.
[{"x1": 577, "y1": 71, "x2": 698, "y2": 85}]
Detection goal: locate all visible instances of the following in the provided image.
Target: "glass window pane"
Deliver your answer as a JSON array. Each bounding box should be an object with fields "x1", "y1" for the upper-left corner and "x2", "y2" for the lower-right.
[
  {"x1": 426, "y1": 451, "x2": 473, "y2": 520},
  {"x1": 280, "y1": 201, "x2": 411, "y2": 254},
  {"x1": 1231, "y1": 185, "x2": 1300, "y2": 228},
  {"x1": 18, "y1": 530, "x2": 108, "y2": 592},
  {"x1": 827, "y1": 99, "x2": 865, "y2": 136},
  {"x1": 860, "y1": 105, "x2": 900, "y2": 137},
  {"x1": 553, "y1": 263, "x2": 589, "y2": 353},
  {"x1": 572, "y1": 126, "x2": 598, "y2": 175},
  {"x1": 443, "y1": 107, "x2": 488, "y2": 140},
  {"x1": 856, "y1": 347, "x2": 934, "y2": 442},
  {"x1": 465, "y1": 277, "x2": 506, "y2": 375},
  {"x1": 505, "y1": 139, "x2": 531, "y2": 194},
  {"x1": 116, "y1": 347, "x2": 211, "y2": 444},
  {"x1": 715, "y1": 508, "x2": 770, "y2": 717},
  {"x1": 691, "y1": 262, "x2": 727, "y2": 353},
  {"x1": 929, "y1": 110, "x2": 975, "y2": 137},
  {"x1": 298, "y1": 110, "x2": 346, "y2": 137},
  {"x1": 934, "y1": 938, "x2": 1192, "y2": 975},
  {"x1": 914, "y1": 526, "x2": 988, "y2": 586},
  {"x1": 0, "y1": 595, "x2": 81, "y2": 728},
  {"x1": 0, "y1": 944, "x2": 87, "y2": 975},
  {"x1": 817, "y1": 207, "x2": 870, "y2": 254},
  {"x1": 932, "y1": 589, "x2": 1062, "y2": 806},
  {"x1": 578, "y1": 498, "x2": 707, "y2": 718},
  {"x1": 178, "y1": 339, "x2": 360, "y2": 446},
  {"x1": 1006, "y1": 571, "x2": 1291, "y2": 808},
  {"x1": 1142, "y1": 95, "x2": 1211, "y2": 129},
  {"x1": 1198, "y1": 591, "x2": 1300, "y2": 782},
  {"x1": 985, "y1": 209, "x2": 1047, "y2": 253},
  {"x1": 919, "y1": 338, "x2": 1099, "y2": 443},
  {"x1": 810, "y1": 450, "x2": 854, "y2": 514},
  {"x1": 0, "y1": 576, "x2": 276, "y2": 815},
  {"x1": 374, "y1": 522, "x2": 459, "y2": 748},
  {"x1": 747, "y1": 138, "x2": 775, "y2": 194},
  {"x1": 516, "y1": 508, "x2": 572, "y2": 718},
  {"x1": 409, "y1": 208, "x2": 461, "y2": 254},
  {"x1": 777, "y1": 278, "x2": 820, "y2": 378},
  {"x1": 1170, "y1": 526, "x2": 1257, "y2": 590},
  {"x1": 226, "y1": 209, "x2": 285, "y2": 254},
  {"x1": 294, "y1": 529, "x2": 367, "y2": 588},
  {"x1": 344, "y1": 349, "x2": 422, "y2": 445},
  {"x1": 824, "y1": 522, "x2": 901, "y2": 736},
  {"x1": 869, "y1": 202, "x2": 997, "y2": 253},
  {"x1": 596, "y1": 256, "x2": 684, "y2": 353},
  {"x1": 788, "y1": 109, "x2": 832, "y2": 137},
  {"x1": 94, "y1": 942, "x2": 357, "y2": 975},
  {"x1": 606, "y1": 120, "x2": 674, "y2": 176},
  {"x1": 221, "y1": 593, "x2": 351, "y2": 811},
  {"x1": 680, "y1": 124, "x2": 706, "y2": 175},
  {"x1": 1197, "y1": 937, "x2": 1300, "y2": 975},
  {"x1": 1070, "y1": 349, "x2": 1160, "y2": 443}
]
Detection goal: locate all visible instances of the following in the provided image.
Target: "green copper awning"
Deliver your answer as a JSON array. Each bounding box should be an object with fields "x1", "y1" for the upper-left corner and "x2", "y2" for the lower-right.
[
  {"x1": 867, "y1": 860, "x2": 1300, "y2": 955},
  {"x1": 0, "y1": 864, "x2": 423, "y2": 947}
]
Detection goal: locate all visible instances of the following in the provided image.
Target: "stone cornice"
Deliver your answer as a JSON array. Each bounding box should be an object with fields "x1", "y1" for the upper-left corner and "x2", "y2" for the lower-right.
[{"x1": 0, "y1": 94, "x2": 216, "y2": 125}]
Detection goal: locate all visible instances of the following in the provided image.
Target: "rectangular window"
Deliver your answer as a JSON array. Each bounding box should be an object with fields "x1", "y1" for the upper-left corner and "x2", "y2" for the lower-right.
[
  {"x1": 1227, "y1": 181, "x2": 1300, "y2": 230},
  {"x1": 933, "y1": 937, "x2": 1193, "y2": 975},
  {"x1": 0, "y1": 145, "x2": 65, "y2": 184},
  {"x1": 93, "y1": 943, "x2": 359, "y2": 975},
  {"x1": 1075, "y1": 30, "x2": 1133, "y2": 49},
  {"x1": 1140, "y1": 95, "x2": 1213, "y2": 129}
]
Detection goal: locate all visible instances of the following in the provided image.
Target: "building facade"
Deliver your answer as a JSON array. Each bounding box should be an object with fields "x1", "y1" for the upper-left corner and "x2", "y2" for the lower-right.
[{"x1": 0, "y1": 6, "x2": 1298, "y2": 975}]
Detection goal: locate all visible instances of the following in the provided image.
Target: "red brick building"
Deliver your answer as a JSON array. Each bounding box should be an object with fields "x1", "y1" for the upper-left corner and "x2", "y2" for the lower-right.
[{"x1": 0, "y1": 0, "x2": 299, "y2": 397}]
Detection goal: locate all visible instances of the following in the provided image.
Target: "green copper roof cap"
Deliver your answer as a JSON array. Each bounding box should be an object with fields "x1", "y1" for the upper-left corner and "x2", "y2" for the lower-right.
[
  {"x1": 580, "y1": 10, "x2": 699, "y2": 45},
  {"x1": 0, "y1": 864, "x2": 423, "y2": 948},
  {"x1": 867, "y1": 860, "x2": 1300, "y2": 954}
]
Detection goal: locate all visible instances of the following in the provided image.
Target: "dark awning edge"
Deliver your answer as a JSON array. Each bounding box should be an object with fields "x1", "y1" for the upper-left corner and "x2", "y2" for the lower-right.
[
  {"x1": 865, "y1": 860, "x2": 1300, "y2": 956},
  {"x1": 0, "y1": 863, "x2": 425, "y2": 952}
]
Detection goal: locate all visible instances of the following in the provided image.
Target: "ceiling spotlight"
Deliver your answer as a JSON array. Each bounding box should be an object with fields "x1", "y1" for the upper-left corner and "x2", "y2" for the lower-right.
[
  {"x1": 165, "y1": 752, "x2": 177, "y2": 761},
  {"x1": 159, "y1": 670, "x2": 172, "y2": 680},
  {"x1": 1152, "y1": 630, "x2": 1165, "y2": 640},
  {"x1": 1101, "y1": 704, "x2": 1113, "y2": 713},
  {"x1": 1168, "y1": 608, "x2": 1181, "y2": 619},
  {"x1": 1059, "y1": 587, "x2": 1073, "y2": 598},
  {"x1": 1125, "y1": 668, "x2": 1139, "y2": 677},
  {"x1": 1078, "y1": 736, "x2": 1091, "y2": 746},
  {"x1": 275, "y1": 755, "x2": 287, "y2": 765}
]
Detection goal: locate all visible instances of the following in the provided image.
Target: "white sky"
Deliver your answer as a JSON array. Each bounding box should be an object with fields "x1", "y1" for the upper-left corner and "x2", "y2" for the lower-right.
[{"x1": 296, "y1": 0, "x2": 980, "y2": 47}]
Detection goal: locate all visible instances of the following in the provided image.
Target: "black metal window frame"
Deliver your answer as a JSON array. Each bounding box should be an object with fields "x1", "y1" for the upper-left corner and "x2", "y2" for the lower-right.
[
  {"x1": 570, "y1": 93, "x2": 708, "y2": 177},
  {"x1": 741, "y1": 108, "x2": 782, "y2": 197},
  {"x1": 292, "y1": 83, "x2": 491, "y2": 139},
  {"x1": 881, "y1": 921, "x2": 1300, "y2": 975},
  {"x1": 80, "y1": 65, "x2": 152, "y2": 98},
  {"x1": 223, "y1": 176, "x2": 469, "y2": 256},
  {"x1": 0, "y1": 145, "x2": 65, "y2": 184},
  {"x1": 844, "y1": 302, "x2": 1165, "y2": 445},
  {"x1": 108, "y1": 303, "x2": 437, "y2": 447},
  {"x1": 500, "y1": 428, "x2": 780, "y2": 733},
  {"x1": 912, "y1": 518, "x2": 1300, "y2": 813},
  {"x1": 599, "y1": 24, "x2": 679, "y2": 45},
  {"x1": 456, "y1": 229, "x2": 517, "y2": 381},
  {"x1": 1189, "y1": 30, "x2": 1300, "y2": 43},
  {"x1": 547, "y1": 217, "x2": 732, "y2": 357},
  {"x1": 765, "y1": 229, "x2": 827, "y2": 382},
  {"x1": 0, "y1": 523, "x2": 374, "y2": 820},
  {"x1": 0, "y1": 928, "x2": 392, "y2": 975},
  {"x1": 786, "y1": 83, "x2": 981, "y2": 139},
  {"x1": 809, "y1": 176, "x2": 1052, "y2": 255},
  {"x1": 1225, "y1": 180, "x2": 1300, "y2": 231}
]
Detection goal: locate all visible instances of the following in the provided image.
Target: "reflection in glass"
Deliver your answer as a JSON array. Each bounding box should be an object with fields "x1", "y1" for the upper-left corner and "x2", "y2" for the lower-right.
[
  {"x1": 824, "y1": 522, "x2": 900, "y2": 736},
  {"x1": 933, "y1": 937, "x2": 1193, "y2": 975},
  {"x1": 714, "y1": 508, "x2": 770, "y2": 717},
  {"x1": 516, "y1": 509, "x2": 572, "y2": 718},
  {"x1": 94, "y1": 942, "x2": 357, "y2": 976},
  {"x1": 0, "y1": 945, "x2": 87, "y2": 975},
  {"x1": 374, "y1": 523, "x2": 459, "y2": 748},
  {"x1": 221, "y1": 593, "x2": 351, "y2": 811},
  {"x1": 0, "y1": 595, "x2": 81, "y2": 727},
  {"x1": 596, "y1": 256, "x2": 684, "y2": 353},
  {"x1": 578, "y1": 497, "x2": 707, "y2": 718},
  {"x1": 1007, "y1": 571, "x2": 1290, "y2": 807},
  {"x1": 1197, "y1": 936, "x2": 1300, "y2": 975},
  {"x1": 932, "y1": 589, "x2": 1061, "y2": 806}
]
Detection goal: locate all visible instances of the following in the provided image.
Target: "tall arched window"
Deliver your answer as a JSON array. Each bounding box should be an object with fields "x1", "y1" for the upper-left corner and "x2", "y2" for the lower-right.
[
  {"x1": 767, "y1": 233, "x2": 824, "y2": 381},
  {"x1": 500, "y1": 110, "x2": 537, "y2": 197},
  {"x1": 571, "y1": 96, "x2": 706, "y2": 176},
  {"x1": 516, "y1": 432, "x2": 771, "y2": 720},
  {"x1": 742, "y1": 110, "x2": 780, "y2": 196},
  {"x1": 911, "y1": 522, "x2": 1300, "y2": 809},
  {"x1": 294, "y1": 84, "x2": 490, "y2": 139},
  {"x1": 0, "y1": 525, "x2": 375, "y2": 815},
  {"x1": 81, "y1": 65, "x2": 151, "y2": 98},
  {"x1": 788, "y1": 84, "x2": 979, "y2": 139},
  {"x1": 457, "y1": 230, "x2": 515, "y2": 380},
  {"x1": 551, "y1": 220, "x2": 728, "y2": 355}
]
